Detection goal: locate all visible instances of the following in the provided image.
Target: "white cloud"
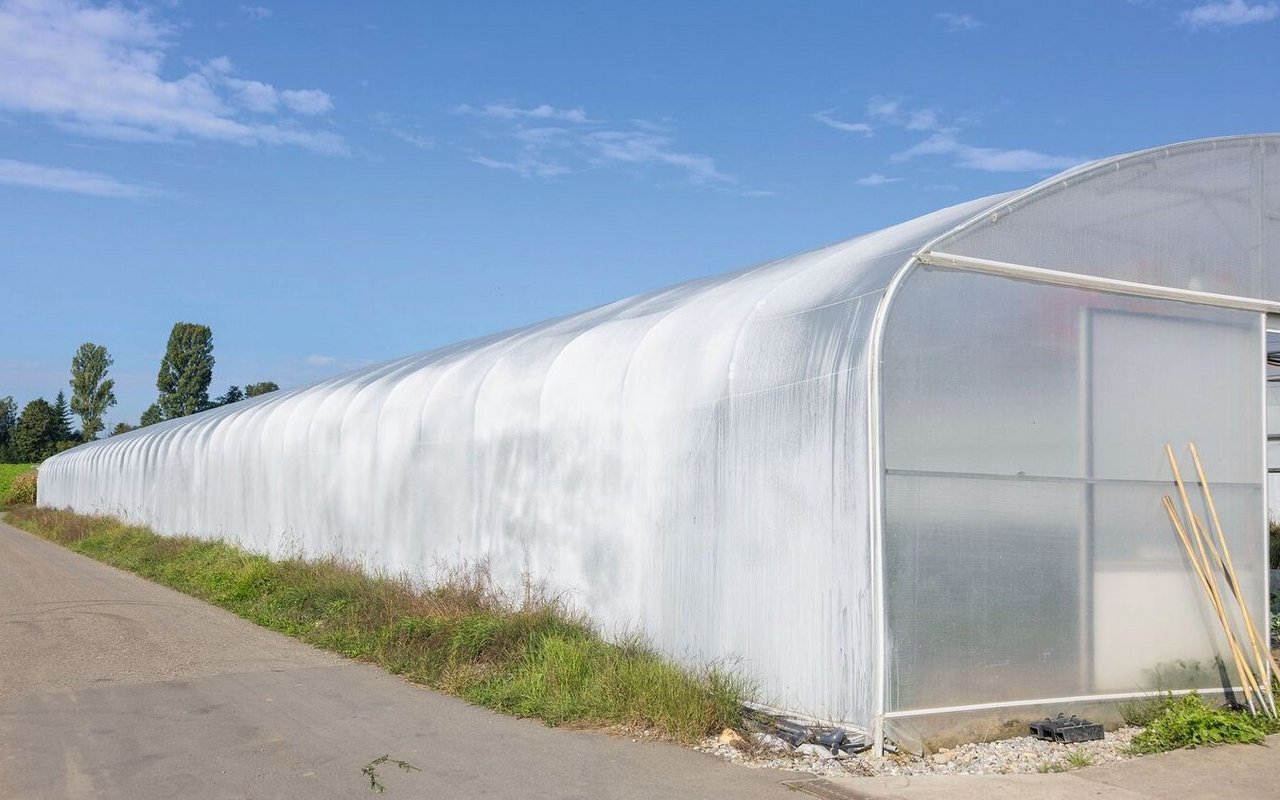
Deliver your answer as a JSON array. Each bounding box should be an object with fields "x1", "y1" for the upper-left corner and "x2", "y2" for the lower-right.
[
  {"x1": 854, "y1": 173, "x2": 903, "y2": 186},
  {"x1": 866, "y1": 96, "x2": 940, "y2": 132},
  {"x1": 935, "y1": 12, "x2": 983, "y2": 31},
  {"x1": 280, "y1": 89, "x2": 333, "y2": 115},
  {"x1": 0, "y1": 157, "x2": 150, "y2": 197},
  {"x1": 892, "y1": 131, "x2": 1082, "y2": 172},
  {"x1": 226, "y1": 78, "x2": 280, "y2": 113},
  {"x1": 1180, "y1": 0, "x2": 1278, "y2": 27},
  {"x1": 585, "y1": 130, "x2": 728, "y2": 183},
  {"x1": 240, "y1": 5, "x2": 272, "y2": 20},
  {"x1": 0, "y1": 0, "x2": 344, "y2": 154},
  {"x1": 468, "y1": 153, "x2": 570, "y2": 178},
  {"x1": 459, "y1": 102, "x2": 741, "y2": 188},
  {"x1": 455, "y1": 103, "x2": 591, "y2": 124},
  {"x1": 305, "y1": 354, "x2": 336, "y2": 366},
  {"x1": 813, "y1": 110, "x2": 873, "y2": 136}
]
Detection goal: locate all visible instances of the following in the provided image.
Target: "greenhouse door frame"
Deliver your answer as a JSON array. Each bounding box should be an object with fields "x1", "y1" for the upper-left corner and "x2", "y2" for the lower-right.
[{"x1": 868, "y1": 249, "x2": 1278, "y2": 754}]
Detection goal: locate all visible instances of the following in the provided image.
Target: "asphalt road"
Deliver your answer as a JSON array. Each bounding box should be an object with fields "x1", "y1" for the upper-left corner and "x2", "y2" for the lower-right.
[{"x1": 0, "y1": 518, "x2": 794, "y2": 800}]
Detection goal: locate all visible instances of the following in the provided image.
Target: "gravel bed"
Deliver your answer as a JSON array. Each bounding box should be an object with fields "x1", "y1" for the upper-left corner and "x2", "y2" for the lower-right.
[{"x1": 697, "y1": 725, "x2": 1142, "y2": 778}]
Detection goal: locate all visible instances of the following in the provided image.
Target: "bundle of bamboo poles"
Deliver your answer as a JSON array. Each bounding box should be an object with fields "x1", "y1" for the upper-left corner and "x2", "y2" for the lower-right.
[{"x1": 1162, "y1": 442, "x2": 1276, "y2": 717}]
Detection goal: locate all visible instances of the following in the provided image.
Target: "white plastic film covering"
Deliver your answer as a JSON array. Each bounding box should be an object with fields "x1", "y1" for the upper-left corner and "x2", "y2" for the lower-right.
[
  {"x1": 37, "y1": 195, "x2": 1001, "y2": 729},
  {"x1": 881, "y1": 268, "x2": 1264, "y2": 717},
  {"x1": 938, "y1": 137, "x2": 1280, "y2": 302}
]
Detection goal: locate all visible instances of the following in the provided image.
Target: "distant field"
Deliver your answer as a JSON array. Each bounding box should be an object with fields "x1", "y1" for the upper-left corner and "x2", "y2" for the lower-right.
[{"x1": 0, "y1": 464, "x2": 36, "y2": 500}]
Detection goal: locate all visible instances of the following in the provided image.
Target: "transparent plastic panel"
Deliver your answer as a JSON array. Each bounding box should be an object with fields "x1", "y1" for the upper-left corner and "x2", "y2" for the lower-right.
[
  {"x1": 883, "y1": 474, "x2": 1085, "y2": 710},
  {"x1": 941, "y1": 138, "x2": 1277, "y2": 301},
  {"x1": 882, "y1": 269, "x2": 1264, "y2": 719},
  {"x1": 1266, "y1": 140, "x2": 1280, "y2": 301}
]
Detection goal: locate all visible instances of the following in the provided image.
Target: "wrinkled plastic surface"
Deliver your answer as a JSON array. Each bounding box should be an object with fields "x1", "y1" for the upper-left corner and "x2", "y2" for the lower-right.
[{"x1": 37, "y1": 195, "x2": 1000, "y2": 726}]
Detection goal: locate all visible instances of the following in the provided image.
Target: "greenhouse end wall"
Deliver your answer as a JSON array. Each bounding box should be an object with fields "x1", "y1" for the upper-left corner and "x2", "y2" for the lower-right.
[
  {"x1": 866, "y1": 135, "x2": 1280, "y2": 750},
  {"x1": 878, "y1": 259, "x2": 1267, "y2": 748}
]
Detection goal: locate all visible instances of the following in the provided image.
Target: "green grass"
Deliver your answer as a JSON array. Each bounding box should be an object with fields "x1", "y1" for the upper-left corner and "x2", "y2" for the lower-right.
[
  {"x1": 0, "y1": 464, "x2": 36, "y2": 503},
  {"x1": 1125, "y1": 693, "x2": 1280, "y2": 754},
  {"x1": 3, "y1": 506, "x2": 751, "y2": 743},
  {"x1": 1035, "y1": 748, "x2": 1095, "y2": 773}
]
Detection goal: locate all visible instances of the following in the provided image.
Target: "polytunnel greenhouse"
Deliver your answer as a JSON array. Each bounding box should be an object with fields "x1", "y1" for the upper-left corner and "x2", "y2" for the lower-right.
[{"x1": 39, "y1": 134, "x2": 1280, "y2": 751}]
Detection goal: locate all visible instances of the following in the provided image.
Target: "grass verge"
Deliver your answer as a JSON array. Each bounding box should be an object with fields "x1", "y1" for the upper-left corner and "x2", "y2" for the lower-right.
[
  {"x1": 0, "y1": 464, "x2": 36, "y2": 504},
  {"x1": 4, "y1": 505, "x2": 750, "y2": 743},
  {"x1": 1123, "y1": 692, "x2": 1280, "y2": 754}
]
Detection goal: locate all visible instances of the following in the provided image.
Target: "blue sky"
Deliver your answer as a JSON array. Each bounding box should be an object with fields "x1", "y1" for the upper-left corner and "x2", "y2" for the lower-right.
[{"x1": 2, "y1": 0, "x2": 1279, "y2": 427}]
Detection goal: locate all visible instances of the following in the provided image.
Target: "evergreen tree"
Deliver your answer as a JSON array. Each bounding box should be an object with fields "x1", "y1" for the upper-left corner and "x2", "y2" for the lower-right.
[
  {"x1": 110, "y1": 422, "x2": 137, "y2": 436},
  {"x1": 214, "y1": 385, "x2": 245, "y2": 406},
  {"x1": 0, "y1": 395, "x2": 16, "y2": 461},
  {"x1": 52, "y1": 391, "x2": 75, "y2": 443},
  {"x1": 140, "y1": 403, "x2": 164, "y2": 427},
  {"x1": 70, "y1": 342, "x2": 117, "y2": 441},
  {"x1": 157, "y1": 322, "x2": 215, "y2": 419},
  {"x1": 13, "y1": 398, "x2": 59, "y2": 462}
]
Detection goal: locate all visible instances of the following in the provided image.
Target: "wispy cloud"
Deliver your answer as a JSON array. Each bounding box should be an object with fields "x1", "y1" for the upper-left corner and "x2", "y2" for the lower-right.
[
  {"x1": 305, "y1": 354, "x2": 336, "y2": 366},
  {"x1": 1179, "y1": 0, "x2": 1279, "y2": 28},
  {"x1": 373, "y1": 112, "x2": 435, "y2": 149},
  {"x1": 817, "y1": 95, "x2": 1082, "y2": 176},
  {"x1": 0, "y1": 0, "x2": 345, "y2": 154},
  {"x1": 813, "y1": 110, "x2": 873, "y2": 136},
  {"x1": 935, "y1": 12, "x2": 983, "y2": 31},
  {"x1": 0, "y1": 158, "x2": 151, "y2": 197},
  {"x1": 240, "y1": 5, "x2": 272, "y2": 21},
  {"x1": 455, "y1": 103, "x2": 591, "y2": 124},
  {"x1": 854, "y1": 173, "x2": 903, "y2": 187},
  {"x1": 891, "y1": 131, "x2": 1083, "y2": 172},
  {"x1": 867, "y1": 97, "x2": 941, "y2": 131},
  {"x1": 457, "y1": 102, "x2": 744, "y2": 189}
]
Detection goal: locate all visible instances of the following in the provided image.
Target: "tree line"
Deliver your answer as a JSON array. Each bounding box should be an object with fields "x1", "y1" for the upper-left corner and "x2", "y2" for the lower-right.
[{"x1": 0, "y1": 322, "x2": 279, "y2": 463}]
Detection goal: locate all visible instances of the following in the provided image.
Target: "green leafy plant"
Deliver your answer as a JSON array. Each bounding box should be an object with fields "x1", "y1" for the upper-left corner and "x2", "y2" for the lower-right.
[
  {"x1": 1128, "y1": 693, "x2": 1268, "y2": 754},
  {"x1": 361, "y1": 755, "x2": 420, "y2": 793}
]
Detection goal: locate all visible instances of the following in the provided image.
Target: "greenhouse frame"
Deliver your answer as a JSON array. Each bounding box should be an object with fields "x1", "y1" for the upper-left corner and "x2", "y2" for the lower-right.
[{"x1": 39, "y1": 134, "x2": 1280, "y2": 751}]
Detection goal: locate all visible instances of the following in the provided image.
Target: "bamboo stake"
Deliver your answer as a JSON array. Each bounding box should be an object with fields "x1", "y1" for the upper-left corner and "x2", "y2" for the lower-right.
[
  {"x1": 1167, "y1": 445, "x2": 1264, "y2": 706},
  {"x1": 1188, "y1": 442, "x2": 1276, "y2": 714},
  {"x1": 1193, "y1": 509, "x2": 1277, "y2": 716},
  {"x1": 1189, "y1": 510, "x2": 1270, "y2": 711},
  {"x1": 1171, "y1": 474, "x2": 1269, "y2": 713},
  {"x1": 1162, "y1": 495, "x2": 1260, "y2": 713}
]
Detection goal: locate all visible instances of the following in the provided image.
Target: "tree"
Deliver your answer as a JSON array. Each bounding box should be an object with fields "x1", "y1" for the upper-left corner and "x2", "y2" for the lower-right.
[
  {"x1": 140, "y1": 403, "x2": 164, "y2": 427},
  {"x1": 0, "y1": 395, "x2": 16, "y2": 461},
  {"x1": 12, "y1": 398, "x2": 59, "y2": 462},
  {"x1": 70, "y1": 342, "x2": 117, "y2": 441},
  {"x1": 244, "y1": 381, "x2": 279, "y2": 398},
  {"x1": 110, "y1": 421, "x2": 136, "y2": 436},
  {"x1": 157, "y1": 322, "x2": 214, "y2": 419},
  {"x1": 52, "y1": 390, "x2": 75, "y2": 442},
  {"x1": 214, "y1": 385, "x2": 245, "y2": 406}
]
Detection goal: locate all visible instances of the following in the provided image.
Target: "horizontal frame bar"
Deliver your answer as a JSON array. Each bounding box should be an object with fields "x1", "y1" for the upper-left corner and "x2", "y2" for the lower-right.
[
  {"x1": 884, "y1": 687, "x2": 1241, "y2": 719},
  {"x1": 917, "y1": 251, "x2": 1280, "y2": 315}
]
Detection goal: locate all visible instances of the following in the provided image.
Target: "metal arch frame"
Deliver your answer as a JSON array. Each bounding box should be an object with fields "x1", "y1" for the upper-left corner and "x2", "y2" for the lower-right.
[{"x1": 866, "y1": 248, "x2": 1278, "y2": 752}]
